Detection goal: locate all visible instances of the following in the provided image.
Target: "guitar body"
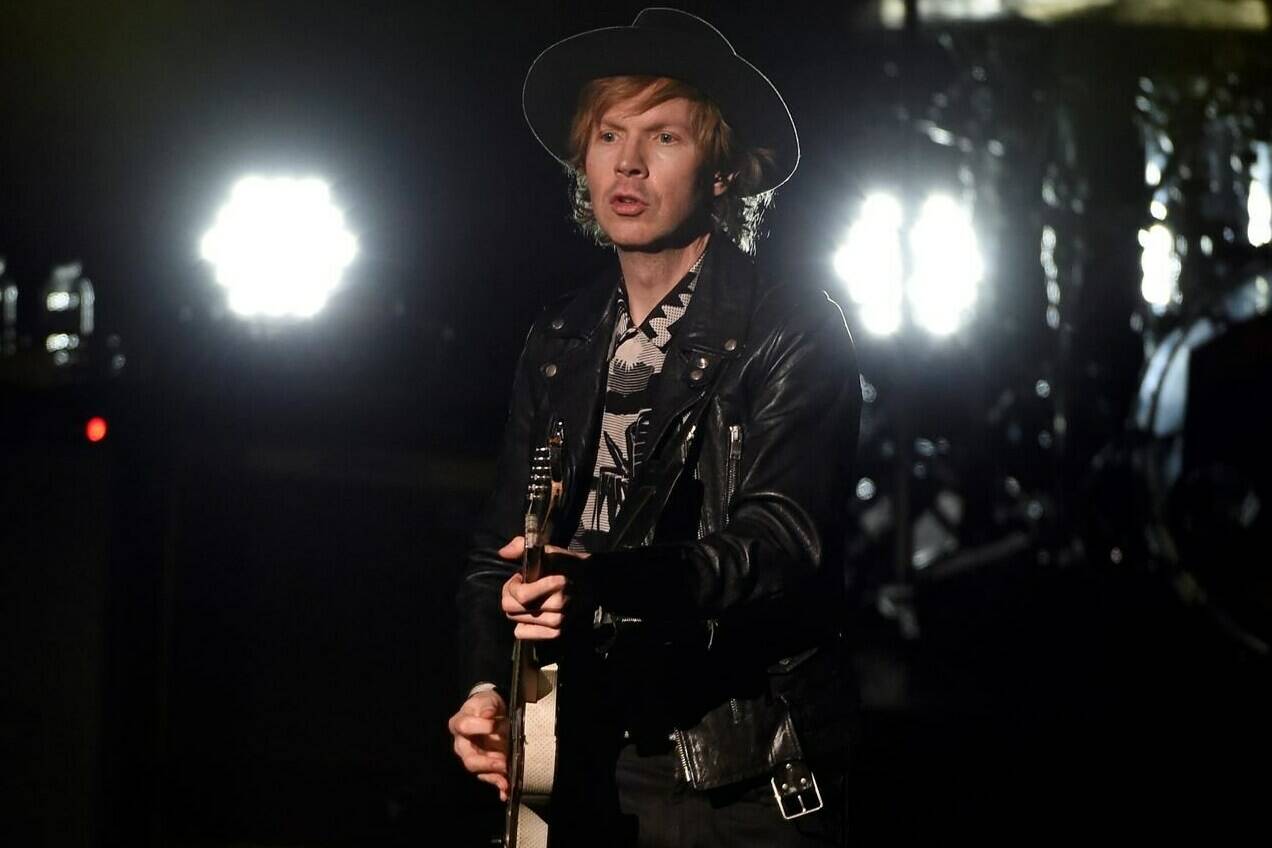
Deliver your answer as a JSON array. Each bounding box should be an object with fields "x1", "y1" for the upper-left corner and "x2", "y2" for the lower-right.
[
  {"x1": 503, "y1": 423, "x2": 566, "y2": 848},
  {"x1": 504, "y1": 652, "x2": 559, "y2": 847}
]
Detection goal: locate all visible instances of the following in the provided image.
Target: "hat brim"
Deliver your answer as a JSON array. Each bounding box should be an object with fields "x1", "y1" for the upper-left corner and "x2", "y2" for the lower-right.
[{"x1": 522, "y1": 25, "x2": 799, "y2": 195}]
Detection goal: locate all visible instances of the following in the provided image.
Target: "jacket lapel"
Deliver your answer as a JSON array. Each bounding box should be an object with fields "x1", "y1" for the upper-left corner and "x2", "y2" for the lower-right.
[
  {"x1": 638, "y1": 233, "x2": 756, "y2": 470},
  {"x1": 539, "y1": 268, "x2": 620, "y2": 542}
]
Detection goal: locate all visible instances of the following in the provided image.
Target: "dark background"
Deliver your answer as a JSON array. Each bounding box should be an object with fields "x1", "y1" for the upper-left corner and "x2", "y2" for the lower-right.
[{"x1": 3, "y1": 2, "x2": 1271, "y2": 846}]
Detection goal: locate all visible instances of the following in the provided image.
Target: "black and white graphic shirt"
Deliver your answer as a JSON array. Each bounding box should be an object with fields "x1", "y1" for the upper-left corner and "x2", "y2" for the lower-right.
[{"x1": 569, "y1": 254, "x2": 703, "y2": 553}]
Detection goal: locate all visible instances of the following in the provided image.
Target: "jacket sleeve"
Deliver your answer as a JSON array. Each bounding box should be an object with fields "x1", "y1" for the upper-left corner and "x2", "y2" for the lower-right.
[
  {"x1": 454, "y1": 325, "x2": 540, "y2": 701},
  {"x1": 584, "y1": 294, "x2": 860, "y2": 622}
]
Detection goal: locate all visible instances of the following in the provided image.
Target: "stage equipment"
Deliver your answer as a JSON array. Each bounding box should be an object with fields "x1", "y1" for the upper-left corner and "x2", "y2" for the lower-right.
[
  {"x1": 1133, "y1": 68, "x2": 1272, "y2": 317},
  {"x1": 1116, "y1": 53, "x2": 1272, "y2": 653},
  {"x1": 1130, "y1": 270, "x2": 1272, "y2": 653},
  {"x1": 872, "y1": 0, "x2": 1268, "y2": 30},
  {"x1": 42, "y1": 262, "x2": 94, "y2": 368}
]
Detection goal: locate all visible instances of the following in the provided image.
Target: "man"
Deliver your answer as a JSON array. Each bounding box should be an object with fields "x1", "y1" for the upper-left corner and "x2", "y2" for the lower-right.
[{"x1": 449, "y1": 9, "x2": 860, "y2": 846}]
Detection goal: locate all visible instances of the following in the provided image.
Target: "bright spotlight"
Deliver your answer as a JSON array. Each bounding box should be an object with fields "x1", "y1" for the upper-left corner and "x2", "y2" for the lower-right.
[
  {"x1": 907, "y1": 194, "x2": 983, "y2": 337},
  {"x1": 833, "y1": 193, "x2": 904, "y2": 336},
  {"x1": 1249, "y1": 142, "x2": 1272, "y2": 248},
  {"x1": 200, "y1": 175, "x2": 358, "y2": 319},
  {"x1": 1249, "y1": 181, "x2": 1271, "y2": 248},
  {"x1": 1139, "y1": 223, "x2": 1180, "y2": 310},
  {"x1": 835, "y1": 191, "x2": 982, "y2": 337}
]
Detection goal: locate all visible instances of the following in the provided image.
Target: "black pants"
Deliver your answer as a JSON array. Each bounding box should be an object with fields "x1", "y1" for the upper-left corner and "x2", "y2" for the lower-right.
[
  {"x1": 549, "y1": 737, "x2": 839, "y2": 844},
  {"x1": 599, "y1": 743, "x2": 845, "y2": 847}
]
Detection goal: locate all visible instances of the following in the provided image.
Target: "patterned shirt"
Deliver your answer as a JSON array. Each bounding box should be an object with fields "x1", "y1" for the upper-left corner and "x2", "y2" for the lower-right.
[{"x1": 569, "y1": 253, "x2": 704, "y2": 553}]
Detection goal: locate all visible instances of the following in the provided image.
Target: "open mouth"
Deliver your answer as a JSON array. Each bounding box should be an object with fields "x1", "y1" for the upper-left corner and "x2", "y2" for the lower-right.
[{"x1": 611, "y1": 194, "x2": 647, "y2": 215}]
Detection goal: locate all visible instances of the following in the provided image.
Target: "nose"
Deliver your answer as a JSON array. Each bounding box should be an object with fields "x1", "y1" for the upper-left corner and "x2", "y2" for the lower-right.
[{"x1": 616, "y1": 136, "x2": 647, "y2": 178}]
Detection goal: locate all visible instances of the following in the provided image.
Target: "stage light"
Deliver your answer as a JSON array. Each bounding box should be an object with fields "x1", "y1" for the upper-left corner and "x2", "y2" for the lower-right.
[
  {"x1": 1145, "y1": 158, "x2": 1163, "y2": 186},
  {"x1": 200, "y1": 175, "x2": 358, "y2": 319},
  {"x1": 835, "y1": 191, "x2": 983, "y2": 338},
  {"x1": 85, "y1": 417, "x2": 108, "y2": 443},
  {"x1": 1248, "y1": 143, "x2": 1271, "y2": 248},
  {"x1": 45, "y1": 333, "x2": 79, "y2": 352},
  {"x1": 46, "y1": 291, "x2": 78, "y2": 311},
  {"x1": 1250, "y1": 182, "x2": 1271, "y2": 247},
  {"x1": 833, "y1": 193, "x2": 904, "y2": 336},
  {"x1": 907, "y1": 193, "x2": 983, "y2": 337},
  {"x1": 1139, "y1": 223, "x2": 1180, "y2": 310}
]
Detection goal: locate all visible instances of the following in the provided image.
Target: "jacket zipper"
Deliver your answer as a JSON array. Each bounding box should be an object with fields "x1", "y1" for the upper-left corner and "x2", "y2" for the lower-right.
[
  {"x1": 687, "y1": 422, "x2": 710, "y2": 539},
  {"x1": 673, "y1": 729, "x2": 694, "y2": 785},
  {"x1": 724, "y1": 424, "x2": 743, "y2": 515},
  {"x1": 693, "y1": 456, "x2": 709, "y2": 540},
  {"x1": 721, "y1": 426, "x2": 746, "y2": 722}
]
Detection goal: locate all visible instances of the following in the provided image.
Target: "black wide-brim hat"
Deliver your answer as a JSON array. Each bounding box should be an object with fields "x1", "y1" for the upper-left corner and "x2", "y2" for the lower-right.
[{"x1": 522, "y1": 7, "x2": 799, "y2": 195}]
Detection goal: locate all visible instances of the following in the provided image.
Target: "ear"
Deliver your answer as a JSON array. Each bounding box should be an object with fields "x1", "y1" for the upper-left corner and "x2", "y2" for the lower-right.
[{"x1": 712, "y1": 171, "x2": 735, "y2": 198}]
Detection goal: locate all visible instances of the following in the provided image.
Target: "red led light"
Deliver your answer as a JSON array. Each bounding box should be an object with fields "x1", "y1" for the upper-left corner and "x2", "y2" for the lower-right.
[{"x1": 85, "y1": 417, "x2": 108, "y2": 443}]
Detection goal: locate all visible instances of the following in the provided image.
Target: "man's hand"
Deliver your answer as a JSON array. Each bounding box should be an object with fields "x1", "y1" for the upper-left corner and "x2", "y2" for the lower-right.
[
  {"x1": 499, "y1": 535, "x2": 589, "y2": 641},
  {"x1": 447, "y1": 689, "x2": 510, "y2": 801}
]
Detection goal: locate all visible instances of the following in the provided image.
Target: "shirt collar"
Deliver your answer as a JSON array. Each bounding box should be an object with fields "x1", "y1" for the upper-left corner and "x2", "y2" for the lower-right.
[{"x1": 615, "y1": 244, "x2": 707, "y2": 327}]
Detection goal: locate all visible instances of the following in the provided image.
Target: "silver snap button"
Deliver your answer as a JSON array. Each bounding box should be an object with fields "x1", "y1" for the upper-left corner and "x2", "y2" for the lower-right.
[
  {"x1": 723, "y1": 338, "x2": 737, "y2": 352},
  {"x1": 689, "y1": 368, "x2": 704, "y2": 381},
  {"x1": 693, "y1": 355, "x2": 709, "y2": 369},
  {"x1": 550, "y1": 317, "x2": 564, "y2": 330},
  {"x1": 543, "y1": 363, "x2": 558, "y2": 377}
]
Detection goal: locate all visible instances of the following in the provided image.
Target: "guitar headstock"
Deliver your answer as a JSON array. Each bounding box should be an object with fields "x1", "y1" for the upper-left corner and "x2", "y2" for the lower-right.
[{"x1": 523, "y1": 421, "x2": 565, "y2": 548}]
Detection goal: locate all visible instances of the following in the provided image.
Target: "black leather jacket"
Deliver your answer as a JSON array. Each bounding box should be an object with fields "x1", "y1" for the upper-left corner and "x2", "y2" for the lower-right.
[{"x1": 457, "y1": 232, "x2": 861, "y2": 790}]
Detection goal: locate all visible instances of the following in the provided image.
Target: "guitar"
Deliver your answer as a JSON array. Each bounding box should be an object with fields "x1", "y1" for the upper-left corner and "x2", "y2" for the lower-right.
[{"x1": 503, "y1": 421, "x2": 565, "y2": 848}]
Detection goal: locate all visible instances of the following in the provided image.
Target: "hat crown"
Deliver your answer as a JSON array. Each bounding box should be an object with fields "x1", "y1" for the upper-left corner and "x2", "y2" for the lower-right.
[{"x1": 631, "y1": 7, "x2": 735, "y2": 53}]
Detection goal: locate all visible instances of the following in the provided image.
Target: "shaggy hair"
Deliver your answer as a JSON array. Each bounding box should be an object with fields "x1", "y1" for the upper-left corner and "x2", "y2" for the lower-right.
[{"x1": 564, "y1": 75, "x2": 777, "y2": 255}]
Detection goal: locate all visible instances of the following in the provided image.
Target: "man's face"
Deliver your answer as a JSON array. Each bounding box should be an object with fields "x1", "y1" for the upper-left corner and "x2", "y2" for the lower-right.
[{"x1": 583, "y1": 91, "x2": 727, "y2": 251}]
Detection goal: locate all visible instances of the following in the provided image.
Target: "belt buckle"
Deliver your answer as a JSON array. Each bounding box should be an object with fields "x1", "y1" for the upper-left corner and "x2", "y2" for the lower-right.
[{"x1": 770, "y1": 761, "x2": 823, "y2": 820}]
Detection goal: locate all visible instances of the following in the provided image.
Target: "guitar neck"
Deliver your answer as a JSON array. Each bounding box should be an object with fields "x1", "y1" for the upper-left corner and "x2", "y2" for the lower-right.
[{"x1": 522, "y1": 541, "x2": 546, "y2": 584}]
